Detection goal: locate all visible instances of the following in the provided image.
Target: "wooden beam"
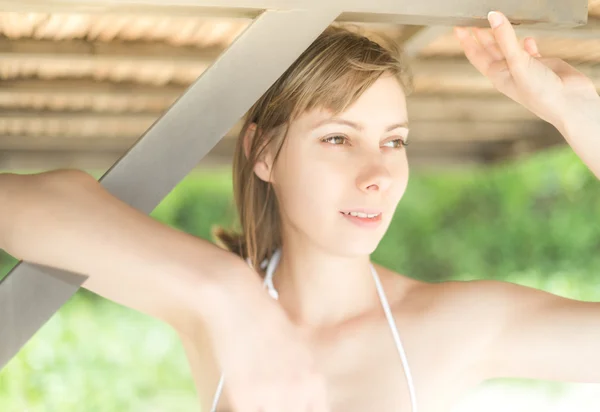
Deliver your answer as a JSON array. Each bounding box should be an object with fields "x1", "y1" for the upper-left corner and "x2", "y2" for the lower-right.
[
  {"x1": 0, "y1": 149, "x2": 233, "y2": 171},
  {"x1": 0, "y1": 112, "x2": 159, "y2": 139},
  {"x1": 0, "y1": 78, "x2": 541, "y2": 120},
  {"x1": 406, "y1": 95, "x2": 539, "y2": 121},
  {"x1": 0, "y1": 37, "x2": 223, "y2": 64},
  {"x1": 0, "y1": 137, "x2": 567, "y2": 171},
  {"x1": 411, "y1": 58, "x2": 600, "y2": 94},
  {"x1": 0, "y1": 0, "x2": 588, "y2": 28},
  {"x1": 401, "y1": 26, "x2": 453, "y2": 58},
  {"x1": 0, "y1": 79, "x2": 182, "y2": 113},
  {"x1": 515, "y1": 17, "x2": 600, "y2": 40},
  {"x1": 399, "y1": 17, "x2": 600, "y2": 59},
  {"x1": 0, "y1": 79, "x2": 576, "y2": 124},
  {"x1": 0, "y1": 111, "x2": 559, "y2": 142}
]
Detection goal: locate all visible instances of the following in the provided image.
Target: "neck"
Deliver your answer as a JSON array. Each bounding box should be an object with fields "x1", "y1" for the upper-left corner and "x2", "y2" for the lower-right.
[{"x1": 270, "y1": 239, "x2": 381, "y2": 328}]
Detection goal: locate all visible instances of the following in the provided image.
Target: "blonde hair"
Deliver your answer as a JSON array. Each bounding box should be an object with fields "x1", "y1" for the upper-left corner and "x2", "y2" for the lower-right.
[{"x1": 213, "y1": 25, "x2": 413, "y2": 273}]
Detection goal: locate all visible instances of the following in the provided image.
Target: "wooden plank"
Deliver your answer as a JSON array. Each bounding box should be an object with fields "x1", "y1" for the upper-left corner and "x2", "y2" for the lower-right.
[
  {"x1": 0, "y1": 117, "x2": 559, "y2": 144},
  {"x1": 400, "y1": 17, "x2": 600, "y2": 58},
  {"x1": 0, "y1": 37, "x2": 223, "y2": 65},
  {"x1": 406, "y1": 95, "x2": 538, "y2": 121},
  {"x1": 0, "y1": 149, "x2": 232, "y2": 170},
  {"x1": 411, "y1": 58, "x2": 600, "y2": 94},
  {"x1": 400, "y1": 26, "x2": 453, "y2": 58},
  {"x1": 0, "y1": 0, "x2": 589, "y2": 28},
  {"x1": 0, "y1": 79, "x2": 579, "y2": 123},
  {"x1": 0, "y1": 138, "x2": 568, "y2": 171},
  {"x1": 515, "y1": 16, "x2": 600, "y2": 39}
]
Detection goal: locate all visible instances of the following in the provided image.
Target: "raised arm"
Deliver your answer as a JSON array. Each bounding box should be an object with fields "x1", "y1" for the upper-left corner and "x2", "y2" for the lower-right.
[
  {"x1": 0, "y1": 169, "x2": 252, "y2": 331},
  {"x1": 0, "y1": 169, "x2": 329, "y2": 412},
  {"x1": 554, "y1": 93, "x2": 600, "y2": 179},
  {"x1": 455, "y1": 11, "x2": 600, "y2": 179},
  {"x1": 448, "y1": 11, "x2": 600, "y2": 385}
]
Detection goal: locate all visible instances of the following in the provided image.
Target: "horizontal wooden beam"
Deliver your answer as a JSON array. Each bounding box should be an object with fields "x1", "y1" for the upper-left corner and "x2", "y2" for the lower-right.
[
  {"x1": 0, "y1": 148, "x2": 233, "y2": 171},
  {"x1": 0, "y1": 37, "x2": 221, "y2": 66},
  {"x1": 515, "y1": 16, "x2": 600, "y2": 40},
  {"x1": 410, "y1": 58, "x2": 600, "y2": 93},
  {"x1": 399, "y1": 17, "x2": 600, "y2": 60},
  {"x1": 0, "y1": 137, "x2": 567, "y2": 171},
  {"x1": 401, "y1": 26, "x2": 453, "y2": 58},
  {"x1": 0, "y1": 111, "x2": 560, "y2": 142},
  {"x1": 0, "y1": 79, "x2": 181, "y2": 113},
  {"x1": 0, "y1": 79, "x2": 542, "y2": 120},
  {"x1": 0, "y1": 0, "x2": 588, "y2": 28}
]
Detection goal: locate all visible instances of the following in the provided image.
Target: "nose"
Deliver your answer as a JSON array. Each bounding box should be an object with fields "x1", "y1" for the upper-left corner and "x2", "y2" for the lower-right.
[{"x1": 355, "y1": 155, "x2": 394, "y2": 193}]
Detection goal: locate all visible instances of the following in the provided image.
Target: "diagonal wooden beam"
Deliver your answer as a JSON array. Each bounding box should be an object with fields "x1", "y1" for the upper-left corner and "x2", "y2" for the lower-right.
[
  {"x1": 0, "y1": 0, "x2": 589, "y2": 28},
  {"x1": 0, "y1": 7, "x2": 341, "y2": 370}
]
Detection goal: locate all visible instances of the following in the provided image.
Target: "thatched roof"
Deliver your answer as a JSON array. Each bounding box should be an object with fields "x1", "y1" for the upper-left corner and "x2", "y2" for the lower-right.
[{"x1": 0, "y1": 1, "x2": 598, "y2": 170}]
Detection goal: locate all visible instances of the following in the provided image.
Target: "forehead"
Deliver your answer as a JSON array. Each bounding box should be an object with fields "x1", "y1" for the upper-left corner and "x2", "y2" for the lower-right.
[{"x1": 294, "y1": 74, "x2": 409, "y2": 131}]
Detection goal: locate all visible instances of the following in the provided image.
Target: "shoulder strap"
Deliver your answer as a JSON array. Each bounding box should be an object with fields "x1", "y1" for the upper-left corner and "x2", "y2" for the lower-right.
[{"x1": 370, "y1": 265, "x2": 418, "y2": 412}]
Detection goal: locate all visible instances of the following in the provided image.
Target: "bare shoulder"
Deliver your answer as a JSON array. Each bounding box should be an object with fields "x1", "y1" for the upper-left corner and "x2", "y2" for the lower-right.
[
  {"x1": 375, "y1": 267, "x2": 527, "y2": 381},
  {"x1": 375, "y1": 264, "x2": 529, "y2": 316}
]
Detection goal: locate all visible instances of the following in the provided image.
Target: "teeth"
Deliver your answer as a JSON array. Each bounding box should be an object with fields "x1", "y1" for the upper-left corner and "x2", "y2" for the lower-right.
[{"x1": 343, "y1": 211, "x2": 380, "y2": 219}]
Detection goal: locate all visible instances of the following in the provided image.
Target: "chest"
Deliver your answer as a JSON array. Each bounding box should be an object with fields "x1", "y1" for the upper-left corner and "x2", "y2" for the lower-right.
[
  {"x1": 303, "y1": 310, "x2": 482, "y2": 412},
  {"x1": 302, "y1": 317, "x2": 418, "y2": 412},
  {"x1": 189, "y1": 292, "x2": 483, "y2": 412}
]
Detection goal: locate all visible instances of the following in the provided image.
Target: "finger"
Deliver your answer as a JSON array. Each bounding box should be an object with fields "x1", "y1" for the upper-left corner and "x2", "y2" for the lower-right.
[
  {"x1": 524, "y1": 37, "x2": 542, "y2": 57},
  {"x1": 472, "y1": 27, "x2": 504, "y2": 61},
  {"x1": 454, "y1": 26, "x2": 496, "y2": 76},
  {"x1": 487, "y1": 11, "x2": 530, "y2": 73}
]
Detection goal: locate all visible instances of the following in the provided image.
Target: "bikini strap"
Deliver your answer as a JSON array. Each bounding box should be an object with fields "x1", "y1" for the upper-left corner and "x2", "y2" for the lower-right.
[{"x1": 370, "y1": 265, "x2": 418, "y2": 412}]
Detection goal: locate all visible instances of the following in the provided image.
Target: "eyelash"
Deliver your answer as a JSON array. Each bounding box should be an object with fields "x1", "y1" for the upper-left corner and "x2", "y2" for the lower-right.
[{"x1": 321, "y1": 135, "x2": 409, "y2": 149}]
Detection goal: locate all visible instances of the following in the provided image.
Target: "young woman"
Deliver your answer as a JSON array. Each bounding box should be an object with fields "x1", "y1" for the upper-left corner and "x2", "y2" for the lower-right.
[{"x1": 1, "y1": 10, "x2": 599, "y2": 412}]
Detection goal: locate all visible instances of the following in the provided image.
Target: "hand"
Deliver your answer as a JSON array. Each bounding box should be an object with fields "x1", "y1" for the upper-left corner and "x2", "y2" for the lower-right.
[
  {"x1": 454, "y1": 11, "x2": 598, "y2": 128},
  {"x1": 203, "y1": 272, "x2": 329, "y2": 412}
]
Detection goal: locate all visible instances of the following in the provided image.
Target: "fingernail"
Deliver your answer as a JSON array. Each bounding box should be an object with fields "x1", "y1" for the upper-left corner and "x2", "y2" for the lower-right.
[{"x1": 488, "y1": 11, "x2": 503, "y2": 28}]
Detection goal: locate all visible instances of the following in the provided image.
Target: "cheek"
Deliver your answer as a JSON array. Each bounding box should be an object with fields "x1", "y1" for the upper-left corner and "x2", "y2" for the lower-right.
[
  {"x1": 274, "y1": 148, "x2": 346, "y2": 227},
  {"x1": 384, "y1": 155, "x2": 410, "y2": 214}
]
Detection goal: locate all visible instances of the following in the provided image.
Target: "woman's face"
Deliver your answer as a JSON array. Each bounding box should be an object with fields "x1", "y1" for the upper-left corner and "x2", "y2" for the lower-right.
[{"x1": 257, "y1": 74, "x2": 410, "y2": 256}]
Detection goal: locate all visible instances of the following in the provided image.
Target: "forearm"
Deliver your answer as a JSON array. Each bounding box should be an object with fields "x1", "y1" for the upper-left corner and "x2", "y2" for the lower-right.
[
  {"x1": 0, "y1": 170, "x2": 266, "y2": 331},
  {"x1": 554, "y1": 94, "x2": 600, "y2": 179}
]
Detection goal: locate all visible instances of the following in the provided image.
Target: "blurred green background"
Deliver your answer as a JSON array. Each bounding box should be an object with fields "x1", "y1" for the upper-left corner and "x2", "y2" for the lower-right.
[{"x1": 1, "y1": 145, "x2": 599, "y2": 411}]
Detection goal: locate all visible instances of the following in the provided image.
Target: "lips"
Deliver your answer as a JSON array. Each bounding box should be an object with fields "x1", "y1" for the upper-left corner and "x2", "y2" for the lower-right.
[{"x1": 339, "y1": 209, "x2": 383, "y2": 227}]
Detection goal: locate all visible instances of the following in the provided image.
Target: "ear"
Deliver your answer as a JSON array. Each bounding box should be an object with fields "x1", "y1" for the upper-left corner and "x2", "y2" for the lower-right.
[
  {"x1": 253, "y1": 145, "x2": 275, "y2": 184},
  {"x1": 244, "y1": 123, "x2": 275, "y2": 183}
]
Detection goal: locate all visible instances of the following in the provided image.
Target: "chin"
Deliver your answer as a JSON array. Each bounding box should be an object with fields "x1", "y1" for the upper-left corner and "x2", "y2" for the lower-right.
[{"x1": 324, "y1": 236, "x2": 382, "y2": 258}]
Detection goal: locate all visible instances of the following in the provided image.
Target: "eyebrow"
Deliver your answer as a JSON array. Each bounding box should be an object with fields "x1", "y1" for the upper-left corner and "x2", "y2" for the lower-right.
[{"x1": 312, "y1": 118, "x2": 409, "y2": 132}]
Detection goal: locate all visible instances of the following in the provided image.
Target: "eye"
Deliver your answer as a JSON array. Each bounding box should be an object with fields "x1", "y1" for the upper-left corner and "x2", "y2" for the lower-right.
[
  {"x1": 321, "y1": 135, "x2": 348, "y2": 145},
  {"x1": 382, "y1": 138, "x2": 409, "y2": 149}
]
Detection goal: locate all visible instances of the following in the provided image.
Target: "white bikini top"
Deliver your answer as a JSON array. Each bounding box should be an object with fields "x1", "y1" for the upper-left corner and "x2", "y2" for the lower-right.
[{"x1": 210, "y1": 249, "x2": 418, "y2": 412}]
